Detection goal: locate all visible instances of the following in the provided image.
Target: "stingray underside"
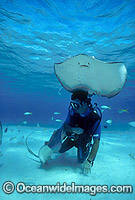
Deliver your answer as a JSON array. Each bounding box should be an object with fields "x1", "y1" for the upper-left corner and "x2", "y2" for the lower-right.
[{"x1": 54, "y1": 54, "x2": 127, "y2": 98}]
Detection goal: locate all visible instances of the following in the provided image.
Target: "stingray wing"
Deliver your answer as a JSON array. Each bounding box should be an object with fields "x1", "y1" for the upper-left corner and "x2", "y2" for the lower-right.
[{"x1": 54, "y1": 54, "x2": 127, "y2": 98}]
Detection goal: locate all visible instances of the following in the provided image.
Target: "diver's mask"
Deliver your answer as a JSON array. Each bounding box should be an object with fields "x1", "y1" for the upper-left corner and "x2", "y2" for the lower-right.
[{"x1": 70, "y1": 101, "x2": 82, "y2": 109}]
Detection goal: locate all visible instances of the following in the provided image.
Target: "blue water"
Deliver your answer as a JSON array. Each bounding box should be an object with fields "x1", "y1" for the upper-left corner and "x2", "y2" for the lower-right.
[
  {"x1": 0, "y1": 1, "x2": 135, "y2": 200},
  {"x1": 0, "y1": 0, "x2": 135, "y2": 128}
]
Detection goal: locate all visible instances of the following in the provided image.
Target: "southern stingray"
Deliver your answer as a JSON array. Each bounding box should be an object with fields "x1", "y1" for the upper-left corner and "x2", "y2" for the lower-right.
[{"x1": 54, "y1": 54, "x2": 127, "y2": 98}]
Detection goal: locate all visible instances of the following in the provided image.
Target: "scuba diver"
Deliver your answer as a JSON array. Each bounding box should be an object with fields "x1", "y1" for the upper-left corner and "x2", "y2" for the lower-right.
[{"x1": 38, "y1": 90, "x2": 102, "y2": 175}]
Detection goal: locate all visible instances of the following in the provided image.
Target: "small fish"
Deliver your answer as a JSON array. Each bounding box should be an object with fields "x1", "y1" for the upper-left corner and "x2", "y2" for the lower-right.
[
  {"x1": 118, "y1": 109, "x2": 129, "y2": 114},
  {"x1": 4, "y1": 128, "x2": 8, "y2": 133},
  {"x1": 101, "y1": 109, "x2": 104, "y2": 113},
  {"x1": 54, "y1": 112, "x2": 60, "y2": 115},
  {"x1": 55, "y1": 119, "x2": 62, "y2": 122},
  {"x1": 51, "y1": 117, "x2": 54, "y2": 120},
  {"x1": 24, "y1": 112, "x2": 32, "y2": 115},
  {"x1": 9, "y1": 137, "x2": 16, "y2": 141},
  {"x1": 103, "y1": 125, "x2": 108, "y2": 128},
  {"x1": 129, "y1": 153, "x2": 134, "y2": 160},
  {"x1": 23, "y1": 121, "x2": 27, "y2": 124},
  {"x1": 106, "y1": 119, "x2": 112, "y2": 125},
  {"x1": 101, "y1": 105, "x2": 111, "y2": 110},
  {"x1": 128, "y1": 121, "x2": 135, "y2": 128}
]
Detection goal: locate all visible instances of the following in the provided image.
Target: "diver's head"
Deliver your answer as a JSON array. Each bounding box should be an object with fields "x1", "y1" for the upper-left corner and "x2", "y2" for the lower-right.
[
  {"x1": 71, "y1": 90, "x2": 88, "y2": 102},
  {"x1": 70, "y1": 90, "x2": 91, "y2": 113}
]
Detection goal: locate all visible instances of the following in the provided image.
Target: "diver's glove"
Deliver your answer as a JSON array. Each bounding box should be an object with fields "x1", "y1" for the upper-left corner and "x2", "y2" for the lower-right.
[{"x1": 82, "y1": 159, "x2": 93, "y2": 175}]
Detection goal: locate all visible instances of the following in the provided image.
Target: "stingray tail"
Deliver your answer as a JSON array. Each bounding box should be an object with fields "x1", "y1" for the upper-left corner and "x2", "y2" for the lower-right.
[{"x1": 25, "y1": 132, "x2": 41, "y2": 162}]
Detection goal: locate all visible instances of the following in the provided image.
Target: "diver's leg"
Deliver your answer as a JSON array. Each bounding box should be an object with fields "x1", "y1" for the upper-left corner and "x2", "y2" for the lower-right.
[
  {"x1": 47, "y1": 127, "x2": 64, "y2": 151},
  {"x1": 38, "y1": 145, "x2": 54, "y2": 163},
  {"x1": 38, "y1": 127, "x2": 64, "y2": 163},
  {"x1": 59, "y1": 137, "x2": 75, "y2": 153}
]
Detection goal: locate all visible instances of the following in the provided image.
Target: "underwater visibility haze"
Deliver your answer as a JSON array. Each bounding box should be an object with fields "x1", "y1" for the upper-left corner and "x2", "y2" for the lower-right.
[
  {"x1": 0, "y1": 0, "x2": 135, "y2": 200},
  {"x1": 0, "y1": 0, "x2": 135, "y2": 127}
]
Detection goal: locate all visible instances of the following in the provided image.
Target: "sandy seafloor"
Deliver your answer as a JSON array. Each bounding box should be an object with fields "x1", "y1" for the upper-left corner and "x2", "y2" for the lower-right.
[{"x1": 0, "y1": 125, "x2": 135, "y2": 200}]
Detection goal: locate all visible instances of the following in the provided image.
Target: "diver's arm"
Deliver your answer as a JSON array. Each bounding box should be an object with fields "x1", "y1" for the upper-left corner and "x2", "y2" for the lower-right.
[
  {"x1": 87, "y1": 138, "x2": 100, "y2": 162},
  {"x1": 83, "y1": 138, "x2": 100, "y2": 175},
  {"x1": 63, "y1": 110, "x2": 83, "y2": 134},
  {"x1": 64, "y1": 123, "x2": 83, "y2": 134}
]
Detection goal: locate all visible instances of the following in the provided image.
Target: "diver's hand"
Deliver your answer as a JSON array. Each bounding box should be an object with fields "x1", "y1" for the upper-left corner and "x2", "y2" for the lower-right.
[
  {"x1": 73, "y1": 127, "x2": 83, "y2": 134},
  {"x1": 82, "y1": 159, "x2": 93, "y2": 175}
]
